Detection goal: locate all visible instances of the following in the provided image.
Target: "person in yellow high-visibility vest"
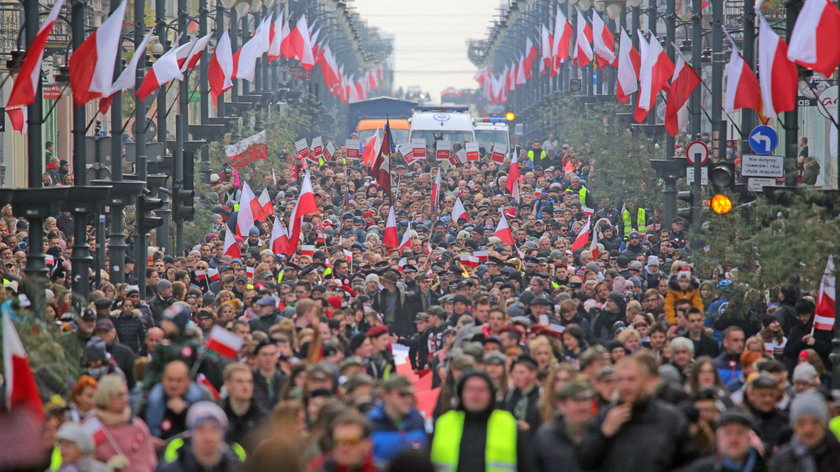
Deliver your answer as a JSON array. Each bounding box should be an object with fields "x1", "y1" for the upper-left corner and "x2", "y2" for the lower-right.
[
  {"x1": 431, "y1": 371, "x2": 520, "y2": 472},
  {"x1": 527, "y1": 140, "x2": 548, "y2": 170},
  {"x1": 568, "y1": 176, "x2": 594, "y2": 209},
  {"x1": 621, "y1": 200, "x2": 648, "y2": 241}
]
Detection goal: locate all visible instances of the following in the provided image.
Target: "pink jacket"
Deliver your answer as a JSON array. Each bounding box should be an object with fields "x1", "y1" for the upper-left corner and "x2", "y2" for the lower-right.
[{"x1": 87, "y1": 410, "x2": 157, "y2": 472}]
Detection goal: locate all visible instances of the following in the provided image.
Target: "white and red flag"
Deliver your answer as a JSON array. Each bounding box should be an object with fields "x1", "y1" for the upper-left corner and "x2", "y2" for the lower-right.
[
  {"x1": 398, "y1": 221, "x2": 412, "y2": 253},
  {"x1": 5, "y1": 108, "x2": 27, "y2": 134},
  {"x1": 506, "y1": 150, "x2": 521, "y2": 196},
  {"x1": 589, "y1": 224, "x2": 600, "y2": 260},
  {"x1": 616, "y1": 29, "x2": 640, "y2": 104},
  {"x1": 223, "y1": 230, "x2": 241, "y2": 259},
  {"x1": 98, "y1": 28, "x2": 155, "y2": 114},
  {"x1": 432, "y1": 167, "x2": 442, "y2": 211},
  {"x1": 757, "y1": 14, "x2": 798, "y2": 118},
  {"x1": 300, "y1": 245, "x2": 316, "y2": 256},
  {"x1": 6, "y1": 0, "x2": 65, "y2": 108},
  {"x1": 552, "y1": 6, "x2": 573, "y2": 71},
  {"x1": 208, "y1": 267, "x2": 220, "y2": 282},
  {"x1": 573, "y1": 8, "x2": 593, "y2": 68},
  {"x1": 540, "y1": 24, "x2": 553, "y2": 74},
  {"x1": 270, "y1": 216, "x2": 290, "y2": 256},
  {"x1": 226, "y1": 131, "x2": 267, "y2": 169},
  {"x1": 451, "y1": 196, "x2": 469, "y2": 222},
  {"x1": 814, "y1": 256, "x2": 836, "y2": 331},
  {"x1": 268, "y1": 12, "x2": 287, "y2": 62},
  {"x1": 288, "y1": 15, "x2": 315, "y2": 69},
  {"x1": 724, "y1": 32, "x2": 761, "y2": 114},
  {"x1": 256, "y1": 188, "x2": 273, "y2": 221},
  {"x1": 634, "y1": 31, "x2": 674, "y2": 123},
  {"x1": 68, "y1": 0, "x2": 126, "y2": 106},
  {"x1": 591, "y1": 11, "x2": 616, "y2": 68},
  {"x1": 135, "y1": 43, "x2": 184, "y2": 101},
  {"x1": 233, "y1": 18, "x2": 270, "y2": 82},
  {"x1": 3, "y1": 310, "x2": 44, "y2": 420},
  {"x1": 209, "y1": 30, "x2": 234, "y2": 104},
  {"x1": 787, "y1": 0, "x2": 840, "y2": 77},
  {"x1": 494, "y1": 213, "x2": 515, "y2": 245},
  {"x1": 177, "y1": 33, "x2": 212, "y2": 72},
  {"x1": 207, "y1": 325, "x2": 244, "y2": 359},
  {"x1": 383, "y1": 207, "x2": 399, "y2": 249},
  {"x1": 288, "y1": 171, "x2": 317, "y2": 252},
  {"x1": 664, "y1": 52, "x2": 701, "y2": 137},
  {"x1": 571, "y1": 217, "x2": 592, "y2": 252}
]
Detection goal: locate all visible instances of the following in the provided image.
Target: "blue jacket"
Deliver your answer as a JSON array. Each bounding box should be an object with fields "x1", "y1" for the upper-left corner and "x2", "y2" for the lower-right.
[
  {"x1": 144, "y1": 382, "x2": 207, "y2": 438},
  {"x1": 366, "y1": 402, "x2": 427, "y2": 467}
]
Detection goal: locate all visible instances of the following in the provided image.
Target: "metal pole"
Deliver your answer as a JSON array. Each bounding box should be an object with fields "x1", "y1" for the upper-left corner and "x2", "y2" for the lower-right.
[
  {"x1": 662, "y1": 0, "x2": 677, "y2": 227},
  {"x1": 216, "y1": 2, "x2": 227, "y2": 117},
  {"x1": 740, "y1": 1, "x2": 755, "y2": 159},
  {"x1": 711, "y1": 0, "x2": 725, "y2": 162},
  {"x1": 108, "y1": 0, "x2": 126, "y2": 284},
  {"x1": 199, "y1": 0, "x2": 211, "y2": 185},
  {"x1": 156, "y1": 0, "x2": 167, "y2": 144},
  {"x1": 689, "y1": 0, "x2": 703, "y2": 250},
  {"x1": 135, "y1": 0, "x2": 149, "y2": 292},
  {"x1": 645, "y1": 0, "x2": 656, "y2": 126},
  {"x1": 230, "y1": 9, "x2": 239, "y2": 103},
  {"x1": 175, "y1": 0, "x2": 187, "y2": 255},
  {"x1": 783, "y1": 0, "x2": 802, "y2": 186},
  {"x1": 71, "y1": 0, "x2": 91, "y2": 299},
  {"x1": 96, "y1": 213, "x2": 106, "y2": 287}
]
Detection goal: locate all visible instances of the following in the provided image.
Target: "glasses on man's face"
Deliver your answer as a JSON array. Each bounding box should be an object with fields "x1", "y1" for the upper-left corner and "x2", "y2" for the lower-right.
[{"x1": 334, "y1": 436, "x2": 366, "y2": 447}]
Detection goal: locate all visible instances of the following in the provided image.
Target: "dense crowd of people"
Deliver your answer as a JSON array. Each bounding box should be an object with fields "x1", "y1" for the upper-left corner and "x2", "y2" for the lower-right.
[{"x1": 1, "y1": 136, "x2": 839, "y2": 472}]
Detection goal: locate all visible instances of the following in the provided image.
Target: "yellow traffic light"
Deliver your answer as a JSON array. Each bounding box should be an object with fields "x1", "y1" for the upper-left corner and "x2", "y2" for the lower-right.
[
  {"x1": 709, "y1": 194, "x2": 733, "y2": 214},
  {"x1": 505, "y1": 112, "x2": 515, "y2": 121}
]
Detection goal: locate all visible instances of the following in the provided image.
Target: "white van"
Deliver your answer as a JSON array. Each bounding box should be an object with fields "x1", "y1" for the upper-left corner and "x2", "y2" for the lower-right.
[
  {"x1": 473, "y1": 117, "x2": 510, "y2": 154},
  {"x1": 408, "y1": 106, "x2": 475, "y2": 151}
]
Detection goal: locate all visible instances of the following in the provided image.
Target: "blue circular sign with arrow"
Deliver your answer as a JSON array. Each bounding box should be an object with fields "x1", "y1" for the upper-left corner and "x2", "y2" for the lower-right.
[{"x1": 748, "y1": 125, "x2": 778, "y2": 155}]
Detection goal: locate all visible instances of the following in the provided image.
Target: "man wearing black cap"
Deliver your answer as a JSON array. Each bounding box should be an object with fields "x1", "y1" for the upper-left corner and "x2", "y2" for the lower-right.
[
  {"x1": 681, "y1": 407, "x2": 766, "y2": 472},
  {"x1": 534, "y1": 381, "x2": 595, "y2": 472},
  {"x1": 249, "y1": 296, "x2": 281, "y2": 335},
  {"x1": 60, "y1": 307, "x2": 98, "y2": 371},
  {"x1": 150, "y1": 279, "x2": 176, "y2": 326},
  {"x1": 94, "y1": 318, "x2": 137, "y2": 388},
  {"x1": 410, "y1": 273, "x2": 438, "y2": 312},
  {"x1": 372, "y1": 270, "x2": 416, "y2": 338}
]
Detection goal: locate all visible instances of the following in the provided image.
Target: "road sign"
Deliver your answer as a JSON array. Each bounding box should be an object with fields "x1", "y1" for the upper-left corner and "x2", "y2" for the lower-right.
[
  {"x1": 747, "y1": 177, "x2": 781, "y2": 192},
  {"x1": 686, "y1": 167, "x2": 708, "y2": 185},
  {"x1": 742, "y1": 154, "x2": 784, "y2": 177},
  {"x1": 685, "y1": 141, "x2": 709, "y2": 165},
  {"x1": 748, "y1": 125, "x2": 778, "y2": 155}
]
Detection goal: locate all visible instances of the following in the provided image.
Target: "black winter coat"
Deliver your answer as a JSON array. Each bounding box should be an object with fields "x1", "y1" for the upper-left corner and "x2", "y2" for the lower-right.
[
  {"x1": 534, "y1": 416, "x2": 583, "y2": 472},
  {"x1": 577, "y1": 397, "x2": 697, "y2": 472},
  {"x1": 768, "y1": 433, "x2": 840, "y2": 472},
  {"x1": 111, "y1": 309, "x2": 145, "y2": 354}
]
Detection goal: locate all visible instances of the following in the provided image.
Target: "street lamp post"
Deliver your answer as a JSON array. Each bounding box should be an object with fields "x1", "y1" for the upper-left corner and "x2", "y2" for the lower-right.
[
  {"x1": 662, "y1": 0, "x2": 677, "y2": 227},
  {"x1": 740, "y1": 1, "x2": 755, "y2": 160},
  {"x1": 108, "y1": 0, "x2": 128, "y2": 284},
  {"x1": 689, "y1": 0, "x2": 703, "y2": 250},
  {"x1": 783, "y1": 0, "x2": 803, "y2": 186},
  {"x1": 174, "y1": 0, "x2": 189, "y2": 255}
]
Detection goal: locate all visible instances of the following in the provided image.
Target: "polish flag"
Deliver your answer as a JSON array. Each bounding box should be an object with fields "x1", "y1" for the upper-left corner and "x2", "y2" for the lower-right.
[
  {"x1": 383, "y1": 207, "x2": 399, "y2": 249},
  {"x1": 3, "y1": 311, "x2": 44, "y2": 420},
  {"x1": 343, "y1": 248, "x2": 353, "y2": 263},
  {"x1": 757, "y1": 15, "x2": 797, "y2": 118},
  {"x1": 288, "y1": 172, "x2": 318, "y2": 251},
  {"x1": 289, "y1": 15, "x2": 316, "y2": 70},
  {"x1": 98, "y1": 29, "x2": 154, "y2": 114},
  {"x1": 540, "y1": 24, "x2": 553, "y2": 73},
  {"x1": 45, "y1": 254, "x2": 55, "y2": 266},
  {"x1": 399, "y1": 221, "x2": 412, "y2": 253},
  {"x1": 256, "y1": 188, "x2": 273, "y2": 221},
  {"x1": 208, "y1": 267, "x2": 220, "y2": 282},
  {"x1": 506, "y1": 150, "x2": 521, "y2": 195},
  {"x1": 270, "y1": 216, "x2": 290, "y2": 255},
  {"x1": 6, "y1": 0, "x2": 65, "y2": 108},
  {"x1": 246, "y1": 266, "x2": 255, "y2": 278},
  {"x1": 787, "y1": 0, "x2": 840, "y2": 77},
  {"x1": 236, "y1": 182, "x2": 257, "y2": 237},
  {"x1": 634, "y1": 31, "x2": 674, "y2": 123},
  {"x1": 592, "y1": 11, "x2": 616, "y2": 68},
  {"x1": 174, "y1": 38, "x2": 197, "y2": 71},
  {"x1": 223, "y1": 230, "x2": 241, "y2": 259},
  {"x1": 362, "y1": 131, "x2": 381, "y2": 168},
  {"x1": 459, "y1": 255, "x2": 479, "y2": 268},
  {"x1": 571, "y1": 217, "x2": 592, "y2": 252},
  {"x1": 268, "y1": 12, "x2": 287, "y2": 62},
  {"x1": 195, "y1": 269, "x2": 207, "y2": 281},
  {"x1": 552, "y1": 6, "x2": 573, "y2": 70},
  {"x1": 432, "y1": 167, "x2": 442, "y2": 211},
  {"x1": 664, "y1": 53, "x2": 701, "y2": 137},
  {"x1": 494, "y1": 214, "x2": 515, "y2": 245},
  {"x1": 68, "y1": 0, "x2": 126, "y2": 106},
  {"x1": 233, "y1": 18, "x2": 270, "y2": 82},
  {"x1": 589, "y1": 223, "x2": 600, "y2": 260},
  {"x1": 524, "y1": 37, "x2": 538, "y2": 80},
  {"x1": 814, "y1": 256, "x2": 836, "y2": 331},
  {"x1": 209, "y1": 30, "x2": 234, "y2": 103},
  {"x1": 180, "y1": 33, "x2": 212, "y2": 71},
  {"x1": 724, "y1": 35, "x2": 761, "y2": 114},
  {"x1": 301, "y1": 245, "x2": 316, "y2": 256},
  {"x1": 616, "y1": 29, "x2": 640, "y2": 104},
  {"x1": 451, "y1": 196, "x2": 469, "y2": 222},
  {"x1": 474, "y1": 250, "x2": 489, "y2": 262},
  {"x1": 511, "y1": 178, "x2": 520, "y2": 203},
  {"x1": 207, "y1": 325, "x2": 244, "y2": 359},
  {"x1": 5, "y1": 108, "x2": 27, "y2": 134},
  {"x1": 516, "y1": 55, "x2": 527, "y2": 87},
  {"x1": 135, "y1": 44, "x2": 184, "y2": 101},
  {"x1": 573, "y1": 8, "x2": 593, "y2": 68}
]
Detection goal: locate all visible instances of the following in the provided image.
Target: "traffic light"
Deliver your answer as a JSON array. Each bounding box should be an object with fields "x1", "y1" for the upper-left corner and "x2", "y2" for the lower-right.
[
  {"x1": 677, "y1": 190, "x2": 694, "y2": 224},
  {"x1": 173, "y1": 189, "x2": 195, "y2": 221},
  {"x1": 505, "y1": 111, "x2": 516, "y2": 122},
  {"x1": 709, "y1": 194, "x2": 733, "y2": 214},
  {"x1": 709, "y1": 163, "x2": 735, "y2": 189},
  {"x1": 138, "y1": 193, "x2": 164, "y2": 232}
]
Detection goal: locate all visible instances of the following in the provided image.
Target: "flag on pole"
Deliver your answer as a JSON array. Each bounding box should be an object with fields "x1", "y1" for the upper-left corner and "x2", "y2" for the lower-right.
[
  {"x1": 4, "y1": 306, "x2": 45, "y2": 420},
  {"x1": 591, "y1": 11, "x2": 616, "y2": 67},
  {"x1": 6, "y1": 0, "x2": 65, "y2": 108},
  {"x1": 616, "y1": 29, "x2": 640, "y2": 104},
  {"x1": 236, "y1": 182, "x2": 257, "y2": 237},
  {"x1": 383, "y1": 207, "x2": 399, "y2": 249},
  {"x1": 431, "y1": 167, "x2": 441, "y2": 211},
  {"x1": 223, "y1": 230, "x2": 241, "y2": 259},
  {"x1": 206, "y1": 325, "x2": 244, "y2": 359},
  {"x1": 270, "y1": 216, "x2": 290, "y2": 255},
  {"x1": 552, "y1": 6, "x2": 573, "y2": 70},
  {"x1": 589, "y1": 224, "x2": 600, "y2": 260},
  {"x1": 494, "y1": 213, "x2": 515, "y2": 245},
  {"x1": 724, "y1": 31, "x2": 761, "y2": 114},
  {"x1": 634, "y1": 31, "x2": 674, "y2": 123},
  {"x1": 451, "y1": 197, "x2": 469, "y2": 222},
  {"x1": 209, "y1": 30, "x2": 234, "y2": 105},
  {"x1": 787, "y1": 0, "x2": 840, "y2": 77},
  {"x1": 98, "y1": 28, "x2": 155, "y2": 114},
  {"x1": 135, "y1": 43, "x2": 184, "y2": 101},
  {"x1": 573, "y1": 8, "x2": 594, "y2": 67},
  {"x1": 814, "y1": 256, "x2": 836, "y2": 331},
  {"x1": 398, "y1": 221, "x2": 412, "y2": 253},
  {"x1": 225, "y1": 131, "x2": 268, "y2": 169},
  {"x1": 757, "y1": 14, "x2": 798, "y2": 118},
  {"x1": 571, "y1": 217, "x2": 592, "y2": 252},
  {"x1": 288, "y1": 171, "x2": 317, "y2": 252},
  {"x1": 69, "y1": 0, "x2": 127, "y2": 105},
  {"x1": 664, "y1": 52, "x2": 701, "y2": 137}
]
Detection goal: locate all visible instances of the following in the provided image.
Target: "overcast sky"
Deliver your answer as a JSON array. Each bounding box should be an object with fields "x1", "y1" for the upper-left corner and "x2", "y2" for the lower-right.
[{"x1": 353, "y1": 0, "x2": 499, "y2": 99}]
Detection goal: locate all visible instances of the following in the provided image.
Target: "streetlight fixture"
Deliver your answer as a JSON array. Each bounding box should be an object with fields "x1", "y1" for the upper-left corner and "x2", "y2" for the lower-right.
[
  {"x1": 578, "y1": 0, "x2": 593, "y2": 11},
  {"x1": 603, "y1": 0, "x2": 626, "y2": 19},
  {"x1": 220, "y1": 0, "x2": 237, "y2": 8},
  {"x1": 263, "y1": 0, "x2": 274, "y2": 7},
  {"x1": 626, "y1": 0, "x2": 642, "y2": 7},
  {"x1": 234, "y1": 0, "x2": 250, "y2": 17}
]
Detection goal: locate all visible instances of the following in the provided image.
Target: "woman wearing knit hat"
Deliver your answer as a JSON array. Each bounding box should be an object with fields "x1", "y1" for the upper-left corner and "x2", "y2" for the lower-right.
[{"x1": 54, "y1": 422, "x2": 111, "y2": 472}]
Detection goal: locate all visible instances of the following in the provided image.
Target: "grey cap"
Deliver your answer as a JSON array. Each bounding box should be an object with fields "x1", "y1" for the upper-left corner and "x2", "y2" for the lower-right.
[
  {"x1": 790, "y1": 391, "x2": 829, "y2": 425},
  {"x1": 56, "y1": 423, "x2": 95, "y2": 455},
  {"x1": 156, "y1": 279, "x2": 172, "y2": 291}
]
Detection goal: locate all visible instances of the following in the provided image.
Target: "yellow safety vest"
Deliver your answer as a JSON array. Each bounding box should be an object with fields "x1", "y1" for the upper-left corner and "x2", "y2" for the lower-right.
[
  {"x1": 163, "y1": 437, "x2": 247, "y2": 463},
  {"x1": 527, "y1": 150, "x2": 547, "y2": 162},
  {"x1": 622, "y1": 208, "x2": 646, "y2": 240},
  {"x1": 577, "y1": 187, "x2": 588, "y2": 206},
  {"x1": 430, "y1": 409, "x2": 517, "y2": 472}
]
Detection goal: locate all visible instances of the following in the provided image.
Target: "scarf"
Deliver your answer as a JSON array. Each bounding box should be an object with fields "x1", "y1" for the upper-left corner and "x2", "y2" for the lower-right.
[{"x1": 790, "y1": 436, "x2": 817, "y2": 472}]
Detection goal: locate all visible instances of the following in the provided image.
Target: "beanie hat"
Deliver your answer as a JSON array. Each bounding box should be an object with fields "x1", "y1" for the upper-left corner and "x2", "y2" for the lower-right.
[
  {"x1": 348, "y1": 333, "x2": 367, "y2": 356},
  {"x1": 248, "y1": 227, "x2": 260, "y2": 236},
  {"x1": 163, "y1": 302, "x2": 191, "y2": 331},
  {"x1": 56, "y1": 423, "x2": 95, "y2": 455},
  {"x1": 84, "y1": 336, "x2": 108, "y2": 362},
  {"x1": 792, "y1": 362, "x2": 818, "y2": 385},
  {"x1": 790, "y1": 391, "x2": 829, "y2": 425},
  {"x1": 156, "y1": 279, "x2": 172, "y2": 291},
  {"x1": 761, "y1": 314, "x2": 778, "y2": 328},
  {"x1": 186, "y1": 401, "x2": 229, "y2": 431}
]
